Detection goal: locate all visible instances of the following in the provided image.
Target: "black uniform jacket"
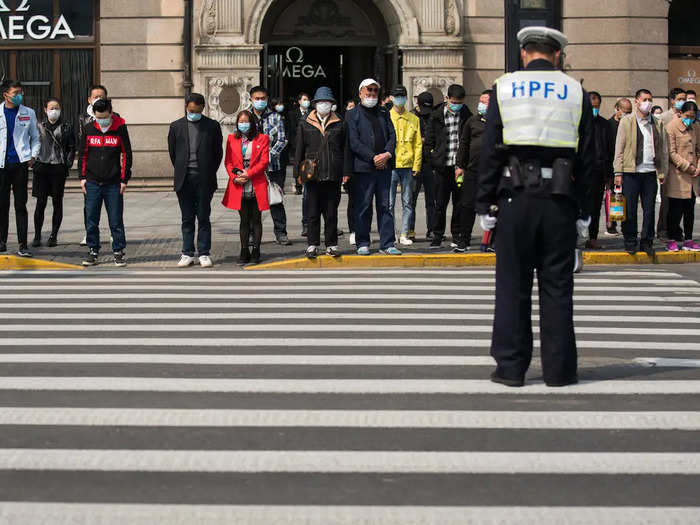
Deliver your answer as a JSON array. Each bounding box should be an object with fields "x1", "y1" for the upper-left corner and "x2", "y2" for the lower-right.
[
  {"x1": 475, "y1": 59, "x2": 595, "y2": 218},
  {"x1": 168, "y1": 115, "x2": 223, "y2": 194}
]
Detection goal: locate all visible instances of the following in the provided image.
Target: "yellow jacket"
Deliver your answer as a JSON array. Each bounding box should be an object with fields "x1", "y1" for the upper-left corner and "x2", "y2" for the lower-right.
[{"x1": 390, "y1": 108, "x2": 422, "y2": 172}]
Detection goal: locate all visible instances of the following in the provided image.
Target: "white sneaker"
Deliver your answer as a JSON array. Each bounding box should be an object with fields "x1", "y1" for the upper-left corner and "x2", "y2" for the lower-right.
[
  {"x1": 399, "y1": 235, "x2": 413, "y2": 246},
  {"x1": 199, "y1": 255, "x2": 213, "y2": 268},
  {"x1": 450, "y1": 241, "x2": 458, "y2": 248},
  {"x1": 349, "y1": 232, "x2": 356, "y2": 245},
  {"x1": 177, "y1": 255, "x2": 195, "y2": 267},
  {"x1": 80, "y1": 236, "x2": 87, "y2": 247}
]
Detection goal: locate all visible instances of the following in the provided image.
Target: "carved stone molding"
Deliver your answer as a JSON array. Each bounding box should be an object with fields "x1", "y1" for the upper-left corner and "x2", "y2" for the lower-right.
[
  {"x1": 207, "y1": 75, "x2": 256, "y2": 124},
  {"x1": 411, "y1": 75, "x2": 457, "y2": 98},
  {"x1": 445, "y1": 0, "x2": 461, "y2": 37},
  {"x1": 196, "y1": 45, "x2": 261, "y2": 69},
  {"x1": 199, "y1": 0, "x2": 217, "y2": 43}
]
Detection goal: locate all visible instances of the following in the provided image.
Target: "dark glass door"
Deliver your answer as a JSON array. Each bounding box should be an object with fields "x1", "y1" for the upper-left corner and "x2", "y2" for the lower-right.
[{"x1": 505, "y1": 0, "x2": 562, "y2": 72}]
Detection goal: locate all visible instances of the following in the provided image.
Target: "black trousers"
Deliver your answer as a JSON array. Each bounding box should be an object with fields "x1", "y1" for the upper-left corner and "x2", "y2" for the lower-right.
[
  {"x1": 306, "y1": 180, "x2": 340, "y2": 247},
  {"x1": 238, "y1": 197, "x2": 262, "y2": 252},
  {"x1": 457, "y1": 173, "x2": 477, "y2": 246},
  {"x1": 492, "y1": 192, "x2": 578, "y2": 384},
  {"x1": 668, "y1": 196, "x2": 695, "y2": 242},
  {"x1": 432, "y1": 167, "x2": 461, "y2": 240},
  {"x1": 344, "y1": 180, "x2": 357, "y2": 233},
  {"x1": 589, "y1": 170, "x2": 607, "y2": 240},
  {"x1": 32, "y1": 164, "x2": 67, "y2": 239},
  {"x1": 657, "y1": 182, "x2": 669, "y2": 235},
  {"x1": 176, "y1": 172, "x2": 214, "y2": 256},
  {"x1": 0, "y1": 162, "x2": 29, "y2": 246}
]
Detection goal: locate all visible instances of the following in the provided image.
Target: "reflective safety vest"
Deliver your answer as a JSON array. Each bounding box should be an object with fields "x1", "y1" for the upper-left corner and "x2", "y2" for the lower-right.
[{"x1": 496, "y1": 70, "x2": 583, "y2": 151}]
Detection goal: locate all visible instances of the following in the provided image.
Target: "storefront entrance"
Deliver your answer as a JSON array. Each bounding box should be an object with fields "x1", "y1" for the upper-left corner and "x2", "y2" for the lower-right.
[{"x1": 260, "y1": 0, "x2": 399, "y2": 103}]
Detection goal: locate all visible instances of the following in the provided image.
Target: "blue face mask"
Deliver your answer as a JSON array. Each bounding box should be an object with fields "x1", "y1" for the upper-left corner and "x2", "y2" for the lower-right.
[
  {"x1": 96, "y1": 117, "x2": 112, "y2": 129},
  {"x1": 392, "y1": 97, "x2": 406, "y2": 108},
  {"x1": 477, "y1": 102, "x2": 488, "y2": 116},
  {"x1": 300, "y1": 100, "x2": 310, "y2": 109},
  {"x1": 592, "y1": 108, "x2": 600, "y2": 117},
  {"x1": 682, "y1": 117, "x2": 694, "y2": 128},
  {"x1": 10, "y1": 93, "x2": 23, "y2": 106},
  {"x1": 187, "y1": 112, "x2": 202, "y2": 122},
  {"x1": 675, "y1": 101, "x2": 686, "y2": 111},
  {"x1": 252, "y1": 100, "x2": 267, "y2": 111},
  {"x1": 449, "y1": 103, "x2": 463, "y2": 113},
  {"x1": 238, "y1": 122, "x2": 251, "y2": 134}
]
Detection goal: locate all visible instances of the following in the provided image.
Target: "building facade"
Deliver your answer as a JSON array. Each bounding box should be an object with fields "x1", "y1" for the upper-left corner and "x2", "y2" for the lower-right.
[{"x1": 0, "y1": 0, "x2": 697, "y2": 185}]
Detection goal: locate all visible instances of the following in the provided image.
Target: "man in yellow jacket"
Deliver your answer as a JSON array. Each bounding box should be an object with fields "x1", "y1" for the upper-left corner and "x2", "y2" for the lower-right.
[{"x1": 389, "y1": 85, "x2": 423, "y2": 246}]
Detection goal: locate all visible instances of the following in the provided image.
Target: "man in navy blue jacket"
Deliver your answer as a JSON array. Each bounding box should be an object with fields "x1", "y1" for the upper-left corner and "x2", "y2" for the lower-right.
[{"x1": 344, "y1": 79, "x2": 399, "y2": 255}]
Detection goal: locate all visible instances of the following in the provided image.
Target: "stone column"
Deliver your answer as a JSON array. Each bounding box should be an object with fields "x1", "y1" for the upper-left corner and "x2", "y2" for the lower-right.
[{"x1": 402, "y1": 45, "x2": 464, "y2": 110}]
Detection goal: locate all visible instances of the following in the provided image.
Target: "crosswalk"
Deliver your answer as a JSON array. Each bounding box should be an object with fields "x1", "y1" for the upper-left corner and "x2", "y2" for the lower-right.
[{"x1": 0, "y1": 268, "x2": 699, "y2": 524}]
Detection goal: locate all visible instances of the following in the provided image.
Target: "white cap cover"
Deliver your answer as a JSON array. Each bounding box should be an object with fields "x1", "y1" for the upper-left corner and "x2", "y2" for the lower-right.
[
  {"x1": 517, "y1": 26, "x2": 568, "y2": 50},
  {"x1": 358, "y1": 78, "x2": 381, "y2": 92}
]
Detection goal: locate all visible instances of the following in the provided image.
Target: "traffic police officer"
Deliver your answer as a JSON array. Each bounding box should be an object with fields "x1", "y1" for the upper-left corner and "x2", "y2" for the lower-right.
[{"x1": 476, "y1": 27, "x2": 594, "y2": 387}]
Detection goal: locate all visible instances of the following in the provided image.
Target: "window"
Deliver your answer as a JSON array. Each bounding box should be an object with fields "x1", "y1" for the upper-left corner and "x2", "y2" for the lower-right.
[
  {"x1": 505, "y1": 0, "x2": 562, "y2": 72},
  {"x1": 1, "y1": 0, "x2": 98, "y2": 133}
]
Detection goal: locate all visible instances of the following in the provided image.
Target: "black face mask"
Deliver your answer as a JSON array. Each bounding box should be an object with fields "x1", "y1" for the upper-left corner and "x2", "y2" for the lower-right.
[{"x1": 384, "y1": 101, "x2": 393, "y2": 111}]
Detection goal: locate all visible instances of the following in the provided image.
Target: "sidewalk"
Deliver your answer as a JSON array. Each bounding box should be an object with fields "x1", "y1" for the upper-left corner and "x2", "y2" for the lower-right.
[{"x1": 5, "y1": 175, "x2": 700, "y2": 268}]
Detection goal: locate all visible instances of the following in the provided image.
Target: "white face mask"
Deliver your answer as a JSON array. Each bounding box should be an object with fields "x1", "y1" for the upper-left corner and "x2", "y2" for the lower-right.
[
  {"x1": 362, "y1": 97, "x2": 378, "y2": 108},
  {"x1": 316, "y1": 102, "x2": 332, "y2": 116},
  {"x1": 47, "y1": 109, "x2": 61, "y2": 122},
  {"x1": 638, "y1": 101, "x2": 653, "y2": 115}
]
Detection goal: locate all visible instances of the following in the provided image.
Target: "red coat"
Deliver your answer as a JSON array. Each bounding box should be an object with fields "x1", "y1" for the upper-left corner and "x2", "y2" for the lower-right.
[{"x1": 222, "y1": 133, "x2": 270, "y2": 211}]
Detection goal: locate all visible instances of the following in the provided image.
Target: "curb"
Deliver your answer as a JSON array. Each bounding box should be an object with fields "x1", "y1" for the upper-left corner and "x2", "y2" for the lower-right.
[
  {"x1": 0, "y1": 255, "x2": 83, "y2": 271},
  {"x1": 246, "y1": 251, "x2": 700, "y2": 270}
]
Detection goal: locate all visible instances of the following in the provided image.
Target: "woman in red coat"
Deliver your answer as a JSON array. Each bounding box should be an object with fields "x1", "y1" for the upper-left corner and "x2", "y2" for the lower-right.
[{"x1": 222, "y1": 110, "x2": 269, "y2": 264}]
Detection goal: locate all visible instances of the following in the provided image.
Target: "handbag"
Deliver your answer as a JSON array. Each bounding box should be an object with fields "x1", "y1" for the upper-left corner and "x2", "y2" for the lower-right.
[
  {"x1": 267, "y1": 175, "x2": 284, "y2": 206},
  {"x1": 299, "y1": 131, "x2": 330, "y2": 183}
]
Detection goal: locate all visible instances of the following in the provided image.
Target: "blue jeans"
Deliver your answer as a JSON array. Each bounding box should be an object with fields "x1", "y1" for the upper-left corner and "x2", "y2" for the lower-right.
[
  {"x1": 390, "y1": 168, "x2": 415, "y2": 236},
  {"x1": 176, "y1": 172, "x2": 213, "y2": 256},
  {"x1": 621, "y1": 172, "x2": 657, "y2": 248},
  {"x1": 85, "y1": 181, "x2": 126, "y2": 253},
  {"x1": 352, "y1": 169, "x2": 395, "y2": 250},
  {"x1": 410, "y1": 162, "x2": 436, "y2": 234}
]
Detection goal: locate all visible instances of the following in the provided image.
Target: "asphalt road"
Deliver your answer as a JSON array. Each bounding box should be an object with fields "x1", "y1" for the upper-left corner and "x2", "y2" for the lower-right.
[{"x1": 0, "y1": 267, "x2": 698, "y2": 524}]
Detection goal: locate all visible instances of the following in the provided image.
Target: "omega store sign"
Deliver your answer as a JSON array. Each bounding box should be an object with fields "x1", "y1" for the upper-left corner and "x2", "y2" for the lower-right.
[
  {"x1": 269, "y1": 45, "x2": 341, "y2": 101},
  {"x1": 0, "y1": 0, "x2": 76, "y2": 40}
]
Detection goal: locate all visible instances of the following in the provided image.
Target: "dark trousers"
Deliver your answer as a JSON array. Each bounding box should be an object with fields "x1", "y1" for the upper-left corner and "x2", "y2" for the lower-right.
[
  {"x1": 432, "y1": 167, "x2": 461, "y2": 240},
  {"x1": 33, "y1": 164, "x2": 67, "y2": 239},
  {"x1": 352, "y1": 169, "x2": 395, "y2": 250},
  {"x1": 345, "y1": 180, "x2": 357, "y2": 233},
  {"x1": 657, "y1": 182, "x2": 669, "y2": 235},
  {"x1": 239, "y1": 197, "x2": 262, "y2": 251},
  {"x1": 176, "y1": 172, "x2": 214, "y2": 256},
  {"x1": 589, "y1": 171, "x2": 607, "y2": 240},
  {"x1": 410, "y1": 161, "x2": 436, "y2": 234},
  {"x1": 268, "y1": 169, "x2": 287, "y2": 238},
  {"x1": 492, "y1": 193, "x2": 578, "y2": 384},
  {"x1": 457, "y1": 173, "x2": 477, "y2": 246},
  {"x1": 85, "y1": 181, "x2": 126, "y2": 253},
  {"x1": 668, "y1": 196, "x2": 695, "y2": 242},
  {"x1": 621, "y1": 172, "x2": 657, "y2": 248},
  {"x1": 0, "y1": 162, "x2": 29, "y2": 246},
  {"x1": 306, "y1": 180, "x2": 340, "y2": 247}
]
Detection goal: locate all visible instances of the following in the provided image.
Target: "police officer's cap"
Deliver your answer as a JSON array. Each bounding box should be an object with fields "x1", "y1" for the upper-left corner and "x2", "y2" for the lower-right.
[{"x1": 517, "y1": 26, "x2": 568, "y2": 51}]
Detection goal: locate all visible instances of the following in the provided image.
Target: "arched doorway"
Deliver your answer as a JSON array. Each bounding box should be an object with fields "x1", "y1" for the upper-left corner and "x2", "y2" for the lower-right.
[{"x1": 258, "y1": 0, "x2": 399, "y2": 106}]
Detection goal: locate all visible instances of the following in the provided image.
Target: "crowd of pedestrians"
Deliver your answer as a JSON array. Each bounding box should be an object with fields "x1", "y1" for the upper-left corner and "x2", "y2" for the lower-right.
[{"x1": 1, "y1": 76, "x2": 699, "y2": 267}]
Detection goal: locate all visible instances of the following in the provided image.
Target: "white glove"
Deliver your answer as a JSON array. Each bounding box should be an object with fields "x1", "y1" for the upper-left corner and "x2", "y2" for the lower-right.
[
  {"x1": 479, "y1": 214, "x2": 497, "y2": 231},
  {"x1": 576, "y1": 217, "x2": 591, "y2": 239}
]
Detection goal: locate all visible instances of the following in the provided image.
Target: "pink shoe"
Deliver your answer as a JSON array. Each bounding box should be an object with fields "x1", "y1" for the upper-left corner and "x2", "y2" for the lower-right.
[
  {"x1": 683, "y1": 240, "x2": 700, "y2": 252},
  {"x1": 667, "y1": 241, "x2": 680, "y2": 252}
]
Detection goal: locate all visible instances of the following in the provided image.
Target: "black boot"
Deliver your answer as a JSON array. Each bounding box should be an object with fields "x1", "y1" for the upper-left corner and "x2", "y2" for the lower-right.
[
  {"x1": 238, "y1": 247, "x2": 251, "y2": 266},
  {"x1": 32, "y1": 236, "x2": 41, "y2": 248},
  {"x1": 47, "y1": 234, "x2": 58, "y2": 247},
  {"x1": 251, "y1": 246, "x2": 261, "y2": 264}
]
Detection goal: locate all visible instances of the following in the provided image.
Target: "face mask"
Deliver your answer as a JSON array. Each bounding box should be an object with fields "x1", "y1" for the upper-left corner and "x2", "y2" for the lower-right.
[
  {"x1": 187, "y1": 112, "x2": 202, "y2": 122},
  {"x1": 477, "y1": 102, "x2": 488, "y2": 116},
  {"x1": 9, "y1": 93, "x2": 23, "y2": 106},
  {"x1": 592, "y1": 108, "x2": 600, "y2": 117},
  {"x1": 331, "y1": 104, "x2": 337, "y2": 112},
  {"x1": 275, "y1": 105, "x2": 284, "y2": 113},
  {"x1": 449, "y1": 103, "x2": 463, "y2": 113},
  {"x1": 682, "y1": 117, "x2": 694, "y2": 128},
  {"x1": 97, "y1": 117, "x2": 112, "y2": 129},
  {"x1": 252, "y1": 100, "x2": 267, "y2": 111},
  {"x1": 300, "y1": 100, "x2": 310, "y2": 109},
  {"x1": 316, "y1": 102, "x2": 332, "y2": 116},
  {"x1": 392, "y1": 97, "x2": 406, "y2": 108},
  {"x1": 47, "y1": 109, "x2": 61, "y2": 122},
  {"x1": 238, "y1": 122, "x2": 251, "y2": 134},
  {"x1": 675, "y1": 101, "x2": 685, "y2": 111},
  {"x1": 638, "y1": 101, "x2": 653, "y2": 115},
  {"x1": 362, "y1": 97, "x2": 378, "y2": 108}
]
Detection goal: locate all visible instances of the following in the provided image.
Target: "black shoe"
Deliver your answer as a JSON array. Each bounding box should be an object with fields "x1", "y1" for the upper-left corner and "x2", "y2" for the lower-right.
[
  {"x1": 545, "y1": 376, "x2": 579, "y2": 387},
  {"x1": 113, "y1": 251, "x2": 127, "y2": 267},
  {"x1": 306, "y1": 246, "x2": 318, "y2": 259},
  {"x1": 17, "y1": 246, "x2": 32, "y2": 257},
  {"x1": 31, "y1": 237, "x2": 41, "y2": 248},
  {"x1": 326, "y1": 245, "x2": 341, "y2": 257},
  {"x1": 277, "y1": 235, "x2": 293, "y2": 246},
  {"x1": 426, "y1": 231, "x2": 434, "y2": 242},
  {"x1": 47, "y1": 235, "x2": 57, "y2": 247},
  {"x1": 453, "y1": 242, "x2": 468, "y2": 253},
  {"x1": 429, "y1": 238, "x2": 442, "y2": 250},
  {"x1": 640, "y1": 242, "x2": 655, "y2": 258},
  {"x1": 490, "y1": 370, "x2": 525, "y2": 388},
  {"x1": 251, "y1": 247, "x2": 262, "y2": 264},
  {"x1": 82, "y1": 250, "x2": 99, "y2": 266},
  {"x1": 625, "y1": 244, "x2": 638, "y2": 255},
  {"x1": 0, "y1": 242, "x2": 5, "y2": 253},
  {"x1": 237, "y1": 248, "x2": 251, "y2": 266}
]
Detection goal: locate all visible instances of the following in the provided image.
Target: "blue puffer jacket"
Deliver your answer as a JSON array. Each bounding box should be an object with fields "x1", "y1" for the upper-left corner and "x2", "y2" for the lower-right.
[{"x1": 344, "y1": 105, "x2": 396, "y2": 174}]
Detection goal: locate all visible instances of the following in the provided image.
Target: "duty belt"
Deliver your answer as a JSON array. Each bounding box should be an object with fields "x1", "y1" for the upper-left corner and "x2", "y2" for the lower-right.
[{"x1": 503, "y1": 167, "x2": 552, "y2": 180}]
